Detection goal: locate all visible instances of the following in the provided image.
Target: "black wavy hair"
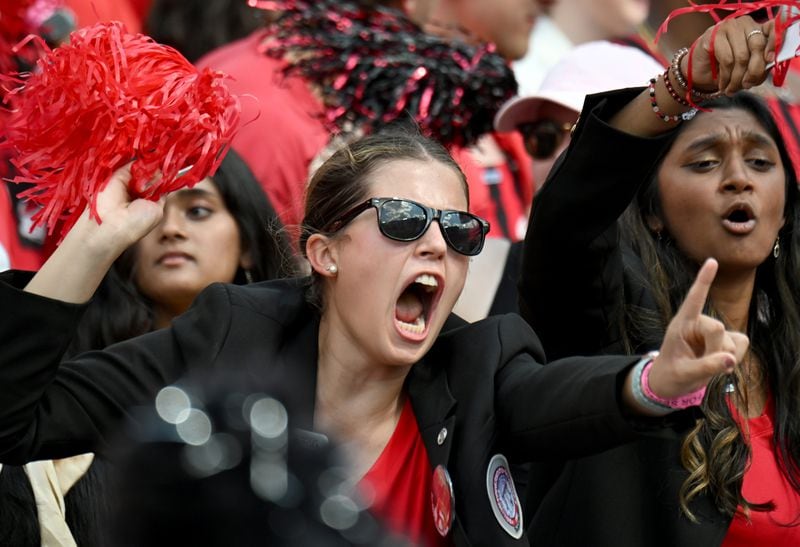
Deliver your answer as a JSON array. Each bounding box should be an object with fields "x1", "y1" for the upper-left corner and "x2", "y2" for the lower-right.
[{"x1": 621, "y1": 91, "x2": 800, "y2": 521}]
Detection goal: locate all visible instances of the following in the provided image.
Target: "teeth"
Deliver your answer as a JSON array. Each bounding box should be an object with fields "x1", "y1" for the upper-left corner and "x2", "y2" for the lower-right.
[
  {"x1": 415, "y1": 274, "x2": 438, "y2": 292},
  {"x1": 398, "y1": 315, "x2": 426, "y2": 334}
]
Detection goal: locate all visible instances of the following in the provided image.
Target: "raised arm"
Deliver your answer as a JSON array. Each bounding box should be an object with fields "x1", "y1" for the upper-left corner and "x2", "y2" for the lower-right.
[
  {"x1": 24, "y1": 164, "x2": 163, "y2": 303},
  {"x1": 520, "y1": 15, "x2": 775, "y2": 359}
]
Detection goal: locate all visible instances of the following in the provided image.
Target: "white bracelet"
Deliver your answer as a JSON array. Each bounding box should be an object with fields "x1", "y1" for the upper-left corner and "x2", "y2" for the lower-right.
[{"x1": 631, "y1": 351, "x2": 672, "y2": 415}]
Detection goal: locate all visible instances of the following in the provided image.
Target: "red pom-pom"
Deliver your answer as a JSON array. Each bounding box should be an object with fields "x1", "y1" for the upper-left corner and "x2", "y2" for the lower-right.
[{"x1": 1, "y1": 21, "x2": 241, "y2": 238}]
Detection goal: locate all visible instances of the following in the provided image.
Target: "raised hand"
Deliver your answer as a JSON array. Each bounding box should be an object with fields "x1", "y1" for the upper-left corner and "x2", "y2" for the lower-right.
[
  {"x1": 24, "y1": 164, "x2": 164, "y2": 303},
  {"x1": 648, "y1": 258, "x2": 749, "y2": 401},
  {"x1": 74, "y1": 163, "x2": 165, "y2": 255},
  {"x1": 686, "y1": 15, "x2": 775, "y2": 94}
]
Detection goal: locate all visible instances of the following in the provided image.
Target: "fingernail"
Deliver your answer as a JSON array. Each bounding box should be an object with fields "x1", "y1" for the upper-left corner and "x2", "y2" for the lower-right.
[{"x1": 767, "y1": 51, "x2": 775, "y2": 63}]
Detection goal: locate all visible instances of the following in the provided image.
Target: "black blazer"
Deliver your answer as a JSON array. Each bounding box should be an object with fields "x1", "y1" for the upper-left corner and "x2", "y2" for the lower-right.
[
  {"x1": 520, "y1": 89, "x2": 732, "y2": 546},
  {"x1": 0, "y1": 271, "x2": 679, "y2": 546}
]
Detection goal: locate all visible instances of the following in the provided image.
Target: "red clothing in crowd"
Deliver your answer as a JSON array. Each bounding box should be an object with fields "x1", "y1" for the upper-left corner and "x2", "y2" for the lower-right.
[
  {"x1": 360, "y1": 398, "x2": 450, "y2": 547},
  {"x1": 64, "y1": 0, "x2": 142, "y2": 32},
  {"x1": 723, "y1": 396, "x2": 800, "y2": 545},
  {"x1": 0, "y1": 183, "x2": 45, "y2": 271},
  {"x1": 126, "y1": 0, "x2": 152, "y2": 22},
  {"x1": 197, "y1": 30, "x2": 534, "y2": 241},
  {"x1": 453, "y1": 132, "x2": 534, "y2": 242},
  {"x1": 196, "y1": 30, "x2": 330, "y2": 231}
]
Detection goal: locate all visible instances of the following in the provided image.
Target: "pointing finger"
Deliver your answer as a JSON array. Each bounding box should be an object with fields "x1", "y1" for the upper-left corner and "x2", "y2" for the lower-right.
[{"x1": 676, "y1": 258, "x2": 718, "y2": 321}]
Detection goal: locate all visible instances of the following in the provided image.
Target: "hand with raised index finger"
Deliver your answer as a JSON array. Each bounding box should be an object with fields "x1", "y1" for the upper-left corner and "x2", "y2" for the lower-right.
[{"x1": 624, "y1": 259, "x2": 749, "y2": 415}]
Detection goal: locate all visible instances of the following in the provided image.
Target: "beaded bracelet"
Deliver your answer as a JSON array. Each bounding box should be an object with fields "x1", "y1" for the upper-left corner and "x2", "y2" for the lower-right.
[
  {"x1": 670, "y1": 47, "x2": 721, "y2": 101},
  {"x1": 631, "y1": 352, "x2": 672, "y2": 415},
  {"x1": 663, "y1": 68, "x2": 691, "y2": 107},
  {"x1": 649, "y1": 77, "x2": 698, "y2": 123},
  {"x1": 649, "y1": 77, "x2": 681, "y2": 123}
]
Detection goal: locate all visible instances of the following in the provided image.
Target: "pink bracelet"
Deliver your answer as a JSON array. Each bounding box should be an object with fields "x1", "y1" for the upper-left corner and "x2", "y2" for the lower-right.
[{"x1": 642, "y1": 359, "x2": 706, "y2": 409}]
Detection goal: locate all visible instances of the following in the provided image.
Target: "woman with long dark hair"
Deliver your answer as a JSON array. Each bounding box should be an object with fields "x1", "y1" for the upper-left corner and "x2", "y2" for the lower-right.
[{"x1": 521, "y1": 14, "x2": 800, "y2": 547}]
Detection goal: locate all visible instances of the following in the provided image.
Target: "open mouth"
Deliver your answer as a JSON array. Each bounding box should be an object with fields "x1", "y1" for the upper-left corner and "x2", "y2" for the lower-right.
[
  {"x1": 721, "y1": 203, "x2": 756, "y2": 235},
  {"x1": 395, "y1": 274, "x2": 442, "y2": 339}
]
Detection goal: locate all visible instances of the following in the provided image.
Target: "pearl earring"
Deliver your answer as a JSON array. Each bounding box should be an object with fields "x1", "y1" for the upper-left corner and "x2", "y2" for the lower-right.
[{"x1": 326, "y1": 264, "x2": 338, "y2": 275}]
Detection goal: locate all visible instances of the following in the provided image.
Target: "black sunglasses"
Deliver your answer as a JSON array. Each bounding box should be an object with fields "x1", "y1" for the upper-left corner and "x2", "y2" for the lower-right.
[
  {"x1": 518, "y1": 119, "x2": 574, "y2": 159},
  {"x1": 326, "y1": 197, "x2": 490, "y2": 256}
]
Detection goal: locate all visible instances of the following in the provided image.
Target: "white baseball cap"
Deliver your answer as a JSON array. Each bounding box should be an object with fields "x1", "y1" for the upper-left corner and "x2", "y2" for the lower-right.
[{"x1": 495, "y1": 40, "x2": 664, "y2": 132}]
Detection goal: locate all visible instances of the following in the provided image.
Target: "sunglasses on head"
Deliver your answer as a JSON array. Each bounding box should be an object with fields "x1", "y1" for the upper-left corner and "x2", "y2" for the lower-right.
[
  {"x1": 518, "y1": 119, "x2": 574, "y2": 159},
  {"x1": 326, "y1": 197, "x2": 490, "y2": 256}
]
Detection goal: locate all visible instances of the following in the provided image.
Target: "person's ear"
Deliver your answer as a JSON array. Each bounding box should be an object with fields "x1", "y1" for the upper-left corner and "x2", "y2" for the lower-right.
[
  {"x1": 646, "y1": 215, "x2": 664, "y2": 234},
  {"x1": 402, "y1": 0, "x2": 441, "y2": 26},
  {"x1": 239, "y1": 249, "x2": 254, "y2": 271},
  {"x1": 306, "y1": 233, "x2": 339, "y2": 277}
]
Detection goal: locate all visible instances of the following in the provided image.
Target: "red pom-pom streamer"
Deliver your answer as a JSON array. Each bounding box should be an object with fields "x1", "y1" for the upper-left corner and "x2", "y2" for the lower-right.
[
  {"x1": 656, "y1": 1, "x2": 800, "y2": 95},
  {"x1": 1, "y1": 22, "x2": 241, "y2": 238}
]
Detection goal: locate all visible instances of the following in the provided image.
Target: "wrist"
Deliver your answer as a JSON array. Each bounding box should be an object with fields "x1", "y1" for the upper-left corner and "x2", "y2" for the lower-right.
[
  {"x1": 630, "y1": 351, "x2": 673, "y2": 415},
  {"x1": 673, "y1": 47, "x2": 720, "y2": 99},
  {"x1": 642, "y1": 355, "x2": 706, "y2": 410}
]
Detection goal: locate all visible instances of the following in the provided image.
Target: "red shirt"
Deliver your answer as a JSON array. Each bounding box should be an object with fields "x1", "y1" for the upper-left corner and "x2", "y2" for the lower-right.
[
  {"x1": 723, "y1": 396, "x2": 800, "y2": 546},
  {"x1": 196, "y1": 31, "x2": 330, "y2": 232},
  {"x1": 452, "y1": 132, "x2": 534, "y2": 242},
  {"x1": 64, "y1": 0, "x2": 142, "y2": 33},
  {"x1": 359, "y1": 399, "x2": 450, "y2": 547}
]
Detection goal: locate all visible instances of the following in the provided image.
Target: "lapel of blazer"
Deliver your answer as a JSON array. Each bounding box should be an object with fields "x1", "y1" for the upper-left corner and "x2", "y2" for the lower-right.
[{"x1": 406, "y1": 355, "x2": 457, "y2": 468}]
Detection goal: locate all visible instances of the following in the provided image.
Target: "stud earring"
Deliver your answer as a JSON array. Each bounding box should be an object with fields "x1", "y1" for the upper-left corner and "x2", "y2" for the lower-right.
[
  {"x1": 774, "y1": 237, "x2": 781, "y2": 259},
  {"x1": 326, "y1": 264, "x2": 338, "y2": 275}
]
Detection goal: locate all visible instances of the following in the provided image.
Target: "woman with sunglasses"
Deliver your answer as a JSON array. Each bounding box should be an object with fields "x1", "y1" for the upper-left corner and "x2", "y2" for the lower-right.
[
  {"x1": 521, "y1": 14, "x2": 800, "y2": 547},
  {"x1": 0, "y1": 128, "x2": 746, "y2": 545}
]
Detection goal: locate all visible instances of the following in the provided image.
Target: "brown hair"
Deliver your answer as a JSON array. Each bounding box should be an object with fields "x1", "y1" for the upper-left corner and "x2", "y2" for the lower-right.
[{"x1": 298, "y1": 126, "x2": 468, "y2": 306}]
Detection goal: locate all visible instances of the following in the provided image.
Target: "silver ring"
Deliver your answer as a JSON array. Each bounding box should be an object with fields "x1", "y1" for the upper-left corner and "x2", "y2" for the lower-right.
[{"x1": 746, "y1": 29, "x2": 764, "y2": 41}]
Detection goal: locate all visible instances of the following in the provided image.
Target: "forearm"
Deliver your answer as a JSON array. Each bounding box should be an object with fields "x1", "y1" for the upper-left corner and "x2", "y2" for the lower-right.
[
  {"x1": 24, "y1": 219, "x2": 121, "y2": 303},
  {"x1": 609, "y1": 69, "x2": 694, "y2": 137}
]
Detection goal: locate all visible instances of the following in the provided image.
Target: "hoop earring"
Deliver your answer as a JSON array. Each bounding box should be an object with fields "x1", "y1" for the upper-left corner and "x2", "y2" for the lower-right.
[
  {"x1": 244, "y1": 270, "x2": 254, "y2": 284},
  {"x1": 326, "y1": 264, "x2": 338, "y2": 275},
  {"x1": 774, "y1": 237, "x2": 781, "y2": 259}
]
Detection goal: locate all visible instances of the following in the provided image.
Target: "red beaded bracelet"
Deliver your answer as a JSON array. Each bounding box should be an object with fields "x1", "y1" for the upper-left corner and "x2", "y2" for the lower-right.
[{"x1": 663, "y1": 68, "x2": 691, "y2": 107}]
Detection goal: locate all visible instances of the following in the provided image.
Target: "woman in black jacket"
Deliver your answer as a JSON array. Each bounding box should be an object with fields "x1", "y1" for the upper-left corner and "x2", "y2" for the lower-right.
[
  {"x1": 0, "y1": 150, "x2": 294, "y2": 547},
  {"x1": 521, "y1": 14, "x2": 800, "y2": 547},
  {"x1": 0, "y1": 128, "x2": 744, "y2": 545}
]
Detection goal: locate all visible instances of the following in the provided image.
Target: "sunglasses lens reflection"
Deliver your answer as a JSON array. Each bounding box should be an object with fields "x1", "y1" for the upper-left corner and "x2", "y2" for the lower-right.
[{"x1": 377, "y1": 200, "x2": 485, "y2": 255}]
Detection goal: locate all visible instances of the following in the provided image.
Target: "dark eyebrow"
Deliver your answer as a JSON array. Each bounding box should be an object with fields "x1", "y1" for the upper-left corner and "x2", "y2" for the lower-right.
[
  {"x1": 172, "y1": 188, "x2": 218, "y2": 200},
  {"x1": 685, "y1": 131, "x2": 776, "y2": 153}
]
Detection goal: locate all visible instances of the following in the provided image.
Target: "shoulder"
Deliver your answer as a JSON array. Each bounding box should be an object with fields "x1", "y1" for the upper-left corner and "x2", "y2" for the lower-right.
[
  {"x1": 195, "y1": 30, "x2": 273, "y2": 72},
  {"x1": 192, "y1": 277, "x2": 313, "y2": 323},
  {"x1": 172, "y1": 277, "x2": 312, "y2": 337},
  {"x1": 434, "y1": 313, "x2": 545, "y2": 367}
]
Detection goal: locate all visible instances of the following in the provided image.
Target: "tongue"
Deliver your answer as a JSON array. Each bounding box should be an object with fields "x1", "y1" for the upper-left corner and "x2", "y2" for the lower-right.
[{"x1": 396, "y1": 290, "x2": 424, "y2": 323}]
